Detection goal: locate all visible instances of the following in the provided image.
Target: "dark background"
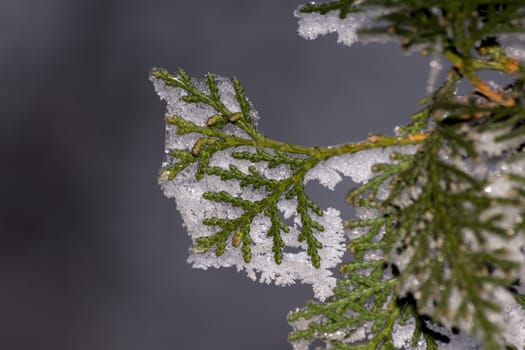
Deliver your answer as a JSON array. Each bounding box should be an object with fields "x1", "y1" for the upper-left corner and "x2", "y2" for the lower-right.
[{"x1": 1, "y1": 1, "x2": 429, "y2": 349}]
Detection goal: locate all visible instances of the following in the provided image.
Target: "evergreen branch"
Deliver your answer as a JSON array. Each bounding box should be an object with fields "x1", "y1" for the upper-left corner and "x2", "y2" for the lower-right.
[
  {"x1": 396, "y1": 69, "x2": 461, "y2": 136},
  {"x1": 265, "y1": 205, "x2": 288, "y2": 264},
  {"x1": 194, "y1": 161, "x2": 330, "y2": 266},
  {"x1": 205, "y1": 164, "x2": 278, "y2": 191},
  {"x1": 231, "y1": 148, "x2": 304, "y2": 170},
  {"x1": 203, "y1": 190, "x2": 256, "y2": 210},
  {"x1": 363, "y1": 1, "x2": 525, "y2": 53},
  {"x1": 289, "y1": 216, "x2": 443, "y2": 349},
  {"x1": 312, "y1": 119, "x2": 525, "y2": 349},
  {"x1": 153, "y1": 68, "x2": 425, "y2": 269},
  {"x1": 153, "y1": 3, "x2": 525, "y2": 348},
  {"x1": 294, "y1": 182, "x2": 325, "y2": 268},
  {"x1": 383, "y1": 126, "x2": 522, "y2": 349},
  {"x1": 345, "y1": 158, "x2": 412, "y2": 206},
  {"x1": 300, "y1": 0, "x2": 525, "y2": 65},
  {"x1": 160, "y1": 149, "x2": 198, "y2": 181},
  {"x1": 508, "y1": 173, "x2": 525, "y2": 234},
  {"x1": 154, "y1": 68, "x2": 257, "y2": 135}
]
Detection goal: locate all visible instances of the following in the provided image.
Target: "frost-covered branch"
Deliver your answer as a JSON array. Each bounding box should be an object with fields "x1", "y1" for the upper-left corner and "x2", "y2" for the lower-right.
[
  {"x1": 151, "y1": 68, "x2": 423, "y2": 300},
  {"x1": 152, "y1": 1, "x2": 525, "y2": 349}
]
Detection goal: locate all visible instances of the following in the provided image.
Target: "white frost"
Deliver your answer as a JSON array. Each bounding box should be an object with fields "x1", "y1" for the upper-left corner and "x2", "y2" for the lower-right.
[
  {"x1": 295, "y1": 6, "x2": 390, "y2": 47},
  {"x1": 153, "y1": 75, "x2": 346, "y2": 301},
  {"x1": 153, "y1": 70, "x2": 525, "y2": 348},
  {"x1": 305, "y1": 146, "x2": 418, "y2": 190}
]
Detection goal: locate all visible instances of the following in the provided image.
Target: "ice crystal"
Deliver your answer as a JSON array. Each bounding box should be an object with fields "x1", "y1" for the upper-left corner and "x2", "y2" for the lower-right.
[
  {"x1": 305, "y1": 145, "x2": 418, "y2": 191},
  {"x1": 295, "y1": 6, "x2": 389, "y2": 47}
]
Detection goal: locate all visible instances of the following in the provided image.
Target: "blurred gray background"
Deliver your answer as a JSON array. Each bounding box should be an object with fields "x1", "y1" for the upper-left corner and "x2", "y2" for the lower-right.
[{"x1": 1, "y1": 1, "x2": 429, "y2": 349}]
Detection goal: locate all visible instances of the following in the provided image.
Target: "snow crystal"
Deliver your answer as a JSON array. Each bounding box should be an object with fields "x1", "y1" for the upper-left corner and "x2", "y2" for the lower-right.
[
  {"x1": 153, "y1": 74, "x2": 346, "y2": 301},
  {"x1": 295, "y1": 6, "x2": 390, "y2": 47}
]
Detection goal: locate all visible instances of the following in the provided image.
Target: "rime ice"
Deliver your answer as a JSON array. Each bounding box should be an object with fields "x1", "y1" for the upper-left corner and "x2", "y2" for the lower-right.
[
  {"x1": 152, "y1": 3, "x2": 525, "y2": 349},
  {"x1": 295, "y1": 5, "x2": 390, "y2": 47},
  {"x1": 152, "y1": 74, "x2": 347, "y2": 301},
  {"x1": 305, "y1": 146, "x2": 418, "y2": 191},
  {"x1": 154, "y1": 69, "x2": 525, "y2": 347}
]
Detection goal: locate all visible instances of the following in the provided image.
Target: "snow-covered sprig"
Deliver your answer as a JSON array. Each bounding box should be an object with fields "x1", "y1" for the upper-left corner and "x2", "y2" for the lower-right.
[
  {"x1": 295, "y1": 1, "x2": 392, "y2": 48},
  {"x1": 297, "y1": 1, "x2": 525, "y2": 53},
  {"x1": 284, "y1": 45, "x2": 525, "y2": 346},
  {"x1": 151, "y1": 68, "x2": 423, "y2": 300},
  {"x1": 289, "y1": 151, "x2": 459, "y2": 350},
  {"x1": 290, "y1": 147, "x2": 432, "y2": 350},
  {"x1": 288, "y1": 215, "x2": 440, "y2": 350},
  {"x1": 152, "y1": 67, "x2": 339, "y2": 267},
  {"x1": 385, "y1": 126, "x2": 525, "y2": 349},
  {"x1": 152, "y1": 1, "x2": 525, "y2": 348},
  {"x1": 289, "y1": 122, "x2": 525, "y2": 349}
]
